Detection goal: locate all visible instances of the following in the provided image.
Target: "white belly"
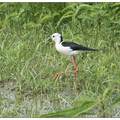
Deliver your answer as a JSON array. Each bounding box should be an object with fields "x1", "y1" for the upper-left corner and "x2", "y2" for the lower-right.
[{"x1": 55, "y1": 43, "x2": 86, "y2": 56}]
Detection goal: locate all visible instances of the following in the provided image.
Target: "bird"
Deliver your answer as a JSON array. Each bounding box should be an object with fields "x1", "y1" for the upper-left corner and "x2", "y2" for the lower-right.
[{"x1": 51, "y1": 33, "x2": 99, "y2": 95}]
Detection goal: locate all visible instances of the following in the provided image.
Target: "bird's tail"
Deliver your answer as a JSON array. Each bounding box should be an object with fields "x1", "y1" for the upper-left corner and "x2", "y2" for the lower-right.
[{"x1": 87, "y1": 48, "x2": 100, "y2": 51}]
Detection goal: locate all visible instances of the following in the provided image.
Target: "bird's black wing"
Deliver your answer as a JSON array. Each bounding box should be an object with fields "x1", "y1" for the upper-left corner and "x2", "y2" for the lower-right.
[{"x1": 62, "y1": 42, "x2": 99, "y2": 51}]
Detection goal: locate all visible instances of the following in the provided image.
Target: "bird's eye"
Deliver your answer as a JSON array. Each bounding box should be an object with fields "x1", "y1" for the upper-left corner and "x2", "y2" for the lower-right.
[{"x1": 53, "y1": 36, "x2": 55, "y2": 38}]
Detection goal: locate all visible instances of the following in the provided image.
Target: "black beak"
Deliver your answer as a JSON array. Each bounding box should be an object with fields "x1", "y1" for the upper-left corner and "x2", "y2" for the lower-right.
[
  {"x1": 48, "y1": 38, "x2": 52, "y2": 42},
  {"x1": 44, "y1": 37, "x2": 53, "y2": 46}
]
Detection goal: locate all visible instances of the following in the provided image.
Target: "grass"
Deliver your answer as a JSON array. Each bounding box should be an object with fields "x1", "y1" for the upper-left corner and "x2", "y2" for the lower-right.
[{"x1": 0, "y1": 23, "x2": 120, "y2": 117}]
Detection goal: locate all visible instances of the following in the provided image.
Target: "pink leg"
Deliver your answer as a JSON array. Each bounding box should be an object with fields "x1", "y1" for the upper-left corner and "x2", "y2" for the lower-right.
[
  {"x1": 72, "y1": 56, "x2": 78, "y2": 94},
  {"x1": 54, "y1": 56, "x2": 78, "y2": 94}
]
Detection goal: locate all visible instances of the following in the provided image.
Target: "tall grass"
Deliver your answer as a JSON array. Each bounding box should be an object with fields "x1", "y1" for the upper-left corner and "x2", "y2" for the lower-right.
[{"x1": 0, "y1": 2, "x2": 120, "y2": 117}]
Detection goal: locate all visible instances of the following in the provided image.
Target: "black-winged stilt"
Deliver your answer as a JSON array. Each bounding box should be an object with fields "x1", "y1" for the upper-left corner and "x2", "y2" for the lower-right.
[{"x1": 52, "y1": 33, "x2": 99, "y2": 94}]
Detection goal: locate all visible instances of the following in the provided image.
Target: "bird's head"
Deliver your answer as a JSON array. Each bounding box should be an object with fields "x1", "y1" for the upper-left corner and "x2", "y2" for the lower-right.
[{"x1": 51, "y1": 33, "x2": 63, "y2": 44}]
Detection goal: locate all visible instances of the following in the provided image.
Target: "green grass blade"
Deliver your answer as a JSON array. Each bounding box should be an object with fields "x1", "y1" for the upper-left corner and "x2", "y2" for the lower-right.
[{"x1": 40, "y1": 101, "x2": 99, "y2": 118}]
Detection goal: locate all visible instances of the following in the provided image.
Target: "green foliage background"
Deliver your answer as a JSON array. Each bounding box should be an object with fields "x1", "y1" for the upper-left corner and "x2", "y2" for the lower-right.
[
  {"x1": 0, "y1": 2, "x2": 120, "y2": 118},
  {"x1": 0, "y1": 3, "x2": 120, "y2": 33}
]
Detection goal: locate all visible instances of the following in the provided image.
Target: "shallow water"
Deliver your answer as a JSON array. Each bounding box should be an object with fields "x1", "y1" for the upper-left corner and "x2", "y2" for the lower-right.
[
  {"x1": 0, "y1": 80, "x2": 72, "y2": 117},
  {"x1": 0, "y1": 81, "x2": 120, "y2": 117}
]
